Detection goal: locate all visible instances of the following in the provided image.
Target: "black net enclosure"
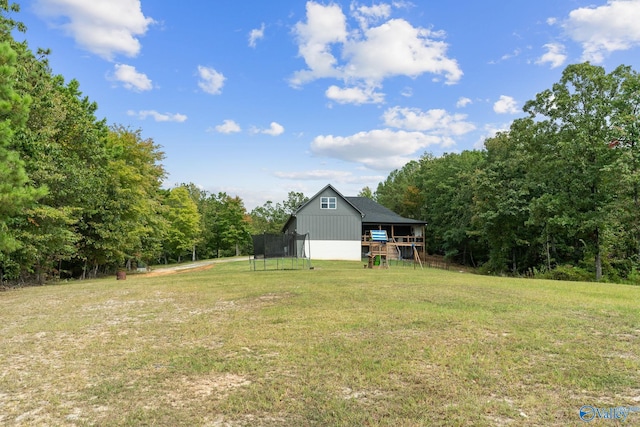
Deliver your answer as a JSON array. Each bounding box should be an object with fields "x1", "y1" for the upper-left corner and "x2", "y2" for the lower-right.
[{"x1": 250, "y1": 232, "x2": 311, "y2": 270}]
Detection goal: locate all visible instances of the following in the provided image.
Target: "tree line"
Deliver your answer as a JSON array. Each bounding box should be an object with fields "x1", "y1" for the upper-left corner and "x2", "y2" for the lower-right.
[
  {"x1": 0, "y1": 2, "x2": 169, "y2": 282},
  {"x1": 0, "y1": 4, "x2": 305, "y2": 284},
  {"x1": 3, "y1": 3, "x2": 639, "y2": 284},
  {"x1": 376, "y1": 62, "x2": 640, "y2": 283}
]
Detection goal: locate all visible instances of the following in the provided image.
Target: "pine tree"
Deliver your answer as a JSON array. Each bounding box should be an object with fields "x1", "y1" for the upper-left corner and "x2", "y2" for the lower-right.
[{"x1": 0, "y1": 42, "x2": 43, "y2": 253}]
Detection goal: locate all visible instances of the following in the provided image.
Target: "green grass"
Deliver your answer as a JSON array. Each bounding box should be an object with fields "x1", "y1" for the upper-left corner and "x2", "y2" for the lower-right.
[{"x1": 1, "y1": 260, "x2": 639, "y2": 426}]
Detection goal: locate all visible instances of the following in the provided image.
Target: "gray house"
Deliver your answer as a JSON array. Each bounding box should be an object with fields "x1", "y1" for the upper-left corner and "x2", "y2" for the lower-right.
[{"x1": 282, "y1": 184, "x2": 426, "y2": 261}]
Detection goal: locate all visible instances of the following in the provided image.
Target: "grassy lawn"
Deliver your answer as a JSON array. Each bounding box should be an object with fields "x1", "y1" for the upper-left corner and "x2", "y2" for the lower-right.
[{"x1": 1, "y1": 260, "x2": 639, "y2": 426}]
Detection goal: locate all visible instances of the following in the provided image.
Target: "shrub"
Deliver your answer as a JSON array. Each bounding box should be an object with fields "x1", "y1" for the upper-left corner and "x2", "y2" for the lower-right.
[
  {"x1": 623, "y1": 267, "x2": 640, "y2": 286},
  {"x1": 539, "y1": 264, "x2": 593, "y2": 282}
]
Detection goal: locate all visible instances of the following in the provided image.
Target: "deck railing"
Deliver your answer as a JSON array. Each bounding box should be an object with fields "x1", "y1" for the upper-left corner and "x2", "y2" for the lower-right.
[{"x1": 361, "y1": 235, "x2": 424, "y2": 245}]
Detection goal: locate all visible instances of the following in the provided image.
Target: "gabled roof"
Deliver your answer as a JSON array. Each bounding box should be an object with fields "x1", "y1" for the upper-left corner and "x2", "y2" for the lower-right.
[
  {"x1": 346, "y1": 196, "x2": 425, "y2": 225},
  {"x1": 291, "y1": 183, "x2": 363, "y2": 216},
  {"x1": 284, "y1": 184, "x2": 425, "y2": 230},
  {"x1": 282, "y1": 184, "x2": 361, "y2": 232}
]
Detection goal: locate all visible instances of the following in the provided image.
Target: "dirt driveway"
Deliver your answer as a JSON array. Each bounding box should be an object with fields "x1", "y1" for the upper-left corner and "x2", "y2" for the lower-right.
[{"x1": 143, "y1": 257, "x2": 246, "y2": 277}]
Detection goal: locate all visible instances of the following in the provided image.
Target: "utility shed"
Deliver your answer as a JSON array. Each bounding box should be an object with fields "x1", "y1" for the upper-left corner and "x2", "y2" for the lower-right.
[{"x1": 282, "y1": 184, "x2": 426, "y2": 261}]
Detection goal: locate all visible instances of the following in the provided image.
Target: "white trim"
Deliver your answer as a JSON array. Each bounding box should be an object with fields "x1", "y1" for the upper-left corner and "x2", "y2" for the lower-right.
[{"x1": 320, "y1": 196, "x2": 337, "y2": 209}]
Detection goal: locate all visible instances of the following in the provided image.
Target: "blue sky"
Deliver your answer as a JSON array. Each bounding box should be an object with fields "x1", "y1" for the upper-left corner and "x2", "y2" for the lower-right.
[{"x1": 14, "y1": 0, "x2": 640, "y2": 209}]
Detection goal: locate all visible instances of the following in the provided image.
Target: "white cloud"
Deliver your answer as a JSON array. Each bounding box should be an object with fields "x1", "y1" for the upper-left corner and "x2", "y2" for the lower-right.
[
  {"x1": 493, "y1": 95, "x2": 519, "y2": 114},
  {"x1": 197, "y1": 66, "x2": 225, "y2": 95},
  {"x1": 262, "y1": 122, "x2": 285, "y2": 136},
  {"x1": 127, "y1": 110, "x2": 187, "y2": 122},
  {"x1": 248, "y1": 23, "x2": 265, "y2": 48},
  {"x1": 488, "y1": 48, "x2": 522, "y2": 65},
  {"x1": 501, "y1": 48, "x2": 521, "y2": 61},
  {"x1": 564, "y1": 0, "x2": 640, "y2": 63},
  {"x1": 401, "y1": 87, "x2": 413, "y2": 97},
  {"x1": 383, "y1": 106, "x2": 475, "y2": 138},
  {"x1": 343, "y1": 19, "x2": 462, "y2": 84},
  {"x1": 310, "y1": 129, "x2": 444, "y2": 170},
  {"x1": 214, "y1": 119, "x2": 241, "y2": 134},
  {"x1": 325, "y1": 85, "x2": 385, "y2": 104},
  {"x1": 291, "y1": 1, "x2": 462, "y2": 99},
  {"x1": 310, "y1": 105, "x2": 475, "y2": 171},
  {"x1": 34, "y1": 0, "x2": 155, "y2": 60},
  {"x1": 273, "y1": 170, "x2": 355, "y2": 181},
  {"x1": 351, "y1": 3, "x2": 392, "y2": 29},
  {"x1": 456, "y1": 97, "x2": 472, "y2": 108},
  {"x1": 112, "y1": 64, "x2": 152, "y2": 91},
  {"x1": 536, "y1": 43, "x2": 567, "y2": 69},
  {"x1": 271, "y1": 171, "x2": 386, "y2": 200},
  {"x1": 291, "y1": 1, "x2": 347, "y2": 86}
]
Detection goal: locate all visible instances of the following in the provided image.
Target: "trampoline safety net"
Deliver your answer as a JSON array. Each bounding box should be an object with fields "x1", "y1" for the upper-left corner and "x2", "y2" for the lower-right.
[{"x1": 251, "y1": 232, "x2": 310, "y2": 270}]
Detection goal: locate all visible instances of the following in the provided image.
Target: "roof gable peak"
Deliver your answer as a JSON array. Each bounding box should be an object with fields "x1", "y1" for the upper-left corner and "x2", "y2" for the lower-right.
[{"x1": 293, "y1": 184, "x2": 363, "y2": 216}]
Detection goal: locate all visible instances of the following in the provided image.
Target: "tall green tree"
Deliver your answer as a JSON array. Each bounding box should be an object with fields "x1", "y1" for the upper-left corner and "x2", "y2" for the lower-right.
[
  {"x1": 0, "y1": 4, "x2": 106, "y2": 279},
  {"x1": 46, "y1": 79, "x2": 112, "y2": 278},
  {"x1": 178, "y1": 182, "x2": 210, "y2": 260},
  {"x1": 162, "y1": 186, "x2": 201, "y2": 263},
  {"x1": 472, "y1": 128, "x2": 540, "y2": 274},
  {"x1": 175, "y1": 185, "x2": 252, "y2": 259},
  {"x1": 416, "y1": 151, "x2": 486, "y2": 266},
  {"x1": 608, "y1": 66, "x2": 640, "y2": 262},
  {"x1": 522, "y1": 63, "x2": 622, "y2": 280},
  {"x1": 376, "y1": 160, "x2": 422, "y2": 219},
  {"x1": 0, "y1": 41, "x2": 43, "y2": 255},
  {"x1": 102, "y1": 126, "x2": 166, "y2": 268},
  {"x1": 208, "y1": 193, "x2": 251, "y2": 257},
  {"x1": 249, "y1": 191, "x2": 308, "y2": 234},
  {"x1": 12, "y1": 45, "x2": 165, "y2": 278},
  {"x1": 10, "y1": 41, "x2": 113, "y2": 278},
  {"x1": 1, "y1": 3, "x2": 171, "y2": 280},
  {"x1": 7, "y1": 43, "x2": 81, "y2": 279},
  {"x1": 357, "y1": 186, "x2": 374, "y2": 199},
  {"x1": 249, "y1": 201, "x2": 285, "y2": 234}
]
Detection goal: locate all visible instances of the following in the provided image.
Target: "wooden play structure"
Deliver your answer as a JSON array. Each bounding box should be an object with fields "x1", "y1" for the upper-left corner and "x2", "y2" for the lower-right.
[
  {"x1": 365, "y1": 230, "x2": 423, "y2": 269},
  {"x1": 367, "y1": 230, "x2": 389, "y2": 269}
]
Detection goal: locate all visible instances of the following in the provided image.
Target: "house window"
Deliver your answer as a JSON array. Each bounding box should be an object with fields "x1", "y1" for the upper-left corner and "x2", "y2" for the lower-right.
[{"x1": 321, "y1": 196, "x2": 337, "y2": 209}]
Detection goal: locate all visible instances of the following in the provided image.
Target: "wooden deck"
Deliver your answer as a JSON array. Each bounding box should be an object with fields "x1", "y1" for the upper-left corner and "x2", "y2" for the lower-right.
[
  {"x1": 362, "y1": 234, "x2": 424, "y2": 245},
  {"x1": 362, "y1": 235, "x2": 424, "y2": 255}
]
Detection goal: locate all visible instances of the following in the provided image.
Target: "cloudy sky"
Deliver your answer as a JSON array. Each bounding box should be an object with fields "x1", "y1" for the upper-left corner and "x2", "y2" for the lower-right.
[{"x1": 16, "y1": 0, "x2": 640, "y2": 208}]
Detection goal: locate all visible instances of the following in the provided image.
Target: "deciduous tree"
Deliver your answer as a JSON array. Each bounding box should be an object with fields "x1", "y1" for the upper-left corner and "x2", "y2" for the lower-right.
[{"x1": 162, "y1": 187, "x2": 201, "y2": 263}]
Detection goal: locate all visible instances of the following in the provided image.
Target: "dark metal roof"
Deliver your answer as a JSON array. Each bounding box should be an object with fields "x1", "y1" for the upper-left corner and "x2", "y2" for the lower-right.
[
  {"x1": 346, "y1": 197, "x2": 426, "y2": 225},
  {"x1": 283, "y1": 184, "x2": 426, "y2": 232}
]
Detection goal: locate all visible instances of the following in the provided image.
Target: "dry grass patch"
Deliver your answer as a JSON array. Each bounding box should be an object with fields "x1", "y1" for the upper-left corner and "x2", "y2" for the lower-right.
[{"x1": 1, "y1": 260, "x2": 639, "y2": 425}]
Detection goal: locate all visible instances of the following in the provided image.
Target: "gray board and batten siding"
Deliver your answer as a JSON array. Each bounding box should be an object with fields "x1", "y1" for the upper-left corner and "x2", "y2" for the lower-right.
[
  {"x1": 282, "y1": 184, "x2": 426, "y2": 261},
  {"x1": 284, "y1": 185, "x2": 362, "y2": 241}
]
